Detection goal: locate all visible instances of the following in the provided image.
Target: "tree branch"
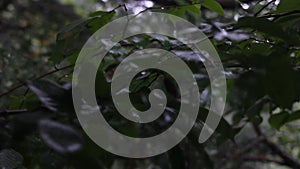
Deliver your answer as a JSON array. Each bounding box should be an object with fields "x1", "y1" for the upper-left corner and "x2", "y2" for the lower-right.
[
  {"x1": 243, "y1": 155, "x2": 285, "y2": 165},
  {"x1": 253, "y1": 125, "x2": 300, "y2": 169},
  {"x1": 238, "y1": 136, "x2": 264, "y2": 155},
  {"x1": 0, "y1": 64, "x2": 74, "y2": 98},
  {"x1": 0, "y1": 109, "x2": 29, "y2": 117}
]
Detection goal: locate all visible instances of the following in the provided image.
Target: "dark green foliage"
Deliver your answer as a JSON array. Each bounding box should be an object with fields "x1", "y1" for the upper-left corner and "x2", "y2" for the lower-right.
[
  {"x1": 1, "y1": 0, "x2": 300, "y2": 168},
  {"x1": 38, "y1": 119, "x2": 83, "y2": 154}
]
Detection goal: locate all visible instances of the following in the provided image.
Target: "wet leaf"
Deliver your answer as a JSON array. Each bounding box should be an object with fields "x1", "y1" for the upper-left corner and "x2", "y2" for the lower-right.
[
  {"x1": 87, "y1": 11, "x2": 116, "y2": 32},
  {"x1": 237, "y1": 17, "x2": 300, "y2": 45},
  {"x1": 202, "y1": 0, "x2": 224, "y2": 16},
  {"x1": 0, "y1": 149, "x2": 23, "y2": 169},
  {"x1": 39, "y1": 119, "x2": 83, "y2": 154},
  {"x1": 269, "y1": 110, "x2": 300, "y2": 130},
  {"x1": 198, "y1": 108, "x2": 239, "y2": 141},
  {"x1": 275, "y1": 0, "x2": 300, "y2": 14},
  {"x1": 27, "y1": 79, "x2": 73, "y2": 113}
]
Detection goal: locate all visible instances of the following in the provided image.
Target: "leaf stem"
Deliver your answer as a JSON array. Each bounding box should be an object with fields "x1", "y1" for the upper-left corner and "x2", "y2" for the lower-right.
[{"x1": 254, "y1": 0, "x2": 275, "y2": 17}]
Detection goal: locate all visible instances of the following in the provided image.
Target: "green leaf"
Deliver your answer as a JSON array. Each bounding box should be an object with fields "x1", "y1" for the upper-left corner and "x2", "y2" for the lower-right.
[
  {"x1": 275, "y1": 13, "x2": 300, "y2": 27},
  {"x1": 263, "y1": 69, "x2": 298, "y2": 109},
  {"x1": 51, "y1": 31, "x2": 85, "y2": 64},
  {"x1": 269, "y1": 110, "x2": 300, "y2": 130},
  {"x1": 50, "y1": 37, "x2": 74, "y2": 63},
  {"x1": 87, "y1": 11, "x2": 116, "y2": 32},
  {"x1": 185, "y1": 4, "x2": 201, "y2": 15},
  {"x1": 9, "y1": 93, "x2": 38, "y2": 110},
  {"x1": 67, "y1": 50, "x2": 81, "y2": 65},
  {"x1": 237, "y1": 17, "x2": 285, "y2": 38},
  {"x1": 57, "y1": 18, "x2": 89, "y2": 41},
  {"x1": 237, "y1": 17, "x2": 300, "y2": 45},
  {"x1": 51, "y1": 11, "x2": 116, "y2": 63},
  {"x1": 168, "y1": 4, "x2": 201, "y2": 18},
  {"x1": 168, "y1": 7, "x2": 189, "y2": 18},
  {"x1": 191, "y1": 0, "x2": 200, "y2": 3},
  {"x1": 130, "y1": 72, "x2": 158, "y2": 93},
  {"x1": 262, "y1": 50, "x2": 300, "y2": 109},
  {"x1": 27, "y1": 79, "x2": 73, "y2": 113},
  {"x1": 233, "y1": 71, "x2": 265, "y2": 111},
  {"x1": 245, "y1": 97, "x2": 269, "y2": 124},
  {"x1": 275, "y1": 0, "x2": 300, "y2": 14},
  {"x1": 202, "y1": 0, "x2": 224, "y2": 16},
  {"x1": 290, "y1": 111, "x2": 300, "y2": 122},
  {"x1": 95, "y1": 67, "x2": 112, "y2": 98},
  {"x1": 89, "y1": 10, "x2": 110, "y2": 17},
  {"x1": 39, "y1": 119, "x2": 83, "y2": 154},
  {"x1": 269, "y1": 111, "x2": 288, "y2": 130},
  {"x1": 198, "y1": 108, "x2": 239, "y2": 141}
]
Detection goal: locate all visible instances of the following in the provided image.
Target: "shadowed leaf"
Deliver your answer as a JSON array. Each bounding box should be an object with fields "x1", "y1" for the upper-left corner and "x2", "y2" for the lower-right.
[
  {"x1": 39, "y1": 119, "x2": 83, "y2": 154},
  {"x1": 0, "y1": 149, "x2": 23, "y2": 169},
  {"x1": 27, "y1": 79, "x2": 73, "y2": 113}
]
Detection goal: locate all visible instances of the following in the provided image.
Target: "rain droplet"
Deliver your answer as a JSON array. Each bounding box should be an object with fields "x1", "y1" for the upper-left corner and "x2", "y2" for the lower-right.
[{"x1": 241, "y1": 3, "x2": 249, "y2": 10}]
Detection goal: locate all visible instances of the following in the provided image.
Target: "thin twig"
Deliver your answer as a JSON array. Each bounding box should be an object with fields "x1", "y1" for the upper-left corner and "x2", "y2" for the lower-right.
[
  {"x1": 134, "y1": 3, "x2": 202, "y2": 16},
  {"x1": 243, "y1": 156, "x2": 285, "y2": 165},
  {"x1": 253, "y1": 125, "x2": 300, "y2": 169},
  {"x1": 260, "y1": 10, "x2": 300, "y2": 20},
  {"x1": 0, "y1": 64, "x2": 74, "y2": 98},
  {"x1": 0, "y1": 109, "x2": 29, "y2": 117},
  {"x1": 254, "y1": 0, "x2": 275, "y2": 17},
  {"x1": 238, "y1": 136, "x2": 264, "y2": 155}
]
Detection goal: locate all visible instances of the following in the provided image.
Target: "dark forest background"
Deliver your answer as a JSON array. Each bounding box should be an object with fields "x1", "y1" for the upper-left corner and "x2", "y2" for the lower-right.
[{"x1": 1, "y1": 0, "x2": 300, "y2": 168}]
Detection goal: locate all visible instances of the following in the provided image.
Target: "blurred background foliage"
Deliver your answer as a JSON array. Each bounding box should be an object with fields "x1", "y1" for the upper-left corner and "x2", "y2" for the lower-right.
[{"x1": 1, "y1": 0, "x2": 300, "y2": 169}]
